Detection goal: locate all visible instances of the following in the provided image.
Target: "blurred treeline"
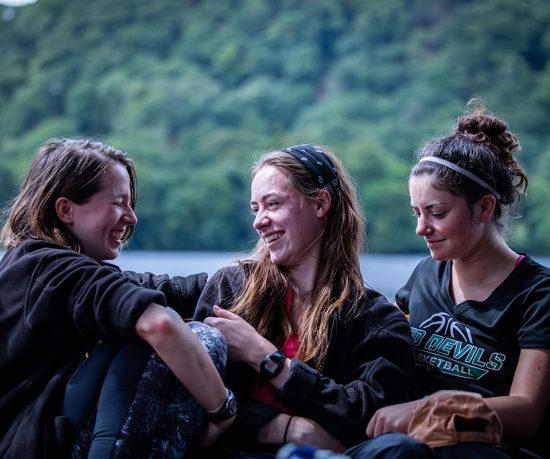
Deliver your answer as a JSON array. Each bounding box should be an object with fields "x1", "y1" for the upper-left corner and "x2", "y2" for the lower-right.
[{"x1": 1, "y1": 0, "x2": 550, "y2": 254}]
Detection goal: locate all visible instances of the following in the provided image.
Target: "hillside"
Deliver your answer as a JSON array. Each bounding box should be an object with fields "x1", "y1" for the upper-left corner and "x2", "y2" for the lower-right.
[{"x1": 1, "y1": 0, "x2": 549, "y2": 253}]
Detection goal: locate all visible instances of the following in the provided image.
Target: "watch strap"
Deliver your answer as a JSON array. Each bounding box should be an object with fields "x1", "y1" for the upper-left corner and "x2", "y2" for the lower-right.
[{"x1": 206, "y1": 388, "x2": 237, "y2": 423}]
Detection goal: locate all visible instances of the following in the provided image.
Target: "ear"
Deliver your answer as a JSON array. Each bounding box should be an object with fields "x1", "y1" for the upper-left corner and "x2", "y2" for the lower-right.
[
  {"x1": 315, "y1": 189, "x2": 332, "y2": 218},
  {"x1": 55, "y1": 197, "x2": 75, "y2": 224},
  {"x1": 477, "y1": 194, "x2": 497, "y2": 223}
]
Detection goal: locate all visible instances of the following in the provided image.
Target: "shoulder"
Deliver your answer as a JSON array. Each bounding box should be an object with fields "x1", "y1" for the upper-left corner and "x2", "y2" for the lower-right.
[
  {"x1": 395, "y1": 257, "x2": 448, "y2": 312},
  {"x1": 502, "y1": 255, "x2": 550, "y2": 299},
  {"x1": 518, "y1": 255, "x2": 550, "y2": 281},
  {"x1": 207, "y1": 262, "x2": 251, "y2": 289},
  {"x1": 194, "y1": 262, "x2": 253, "y2": 320},
  {"x1": 355, "y1": 287, "x2": 410, "y2": 330},
  {"x1": 1, "y1": 238, "x2": 100, "y2": 276}
]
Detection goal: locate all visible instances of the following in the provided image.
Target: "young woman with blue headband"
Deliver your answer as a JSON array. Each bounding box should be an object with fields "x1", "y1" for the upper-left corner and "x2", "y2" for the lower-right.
[{"x1": 192, "y1": 145, "x2": 414, "y2": 458}]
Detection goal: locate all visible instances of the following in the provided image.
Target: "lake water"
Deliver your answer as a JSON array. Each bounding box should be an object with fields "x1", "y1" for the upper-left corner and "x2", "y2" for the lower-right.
[
  {"x1": 114, "y1": 251, "x2": 424, "y2": 301},
  {"x1": 3, "y1": 249, "x2": 549, "y2": 301},
  {"x1": 113, "y1": 251, "x2": 550, "y2": 301}
]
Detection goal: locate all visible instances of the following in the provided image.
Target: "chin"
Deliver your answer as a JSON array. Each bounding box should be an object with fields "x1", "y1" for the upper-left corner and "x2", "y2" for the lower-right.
[
  {"x1": 269, "y1": 253, "x2": 289, "y2": 267},
  {"x1": 429, "y1": 251, "x2": 452, "y2": 261}
]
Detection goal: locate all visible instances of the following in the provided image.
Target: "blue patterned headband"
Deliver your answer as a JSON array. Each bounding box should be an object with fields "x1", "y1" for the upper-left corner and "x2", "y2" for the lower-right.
[{"x1": 281, "y1": 144, "x2": 341, "y2": 199}]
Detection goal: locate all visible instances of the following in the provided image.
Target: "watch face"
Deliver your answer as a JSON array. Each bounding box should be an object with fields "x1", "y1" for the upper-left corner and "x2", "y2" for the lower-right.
[
  {"x1": 259, "y1": 351, "x2": 286, "y2": 386},
  {"x1": 227, "y1": 392, "x2": 238, "y2": 416},
  {"x1": 264, "y1": 358, "x2": 280, "y2": 374}
]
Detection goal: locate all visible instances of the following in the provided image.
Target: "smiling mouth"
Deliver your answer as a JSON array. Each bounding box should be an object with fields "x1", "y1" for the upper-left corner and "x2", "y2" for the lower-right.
[
  {"x1": 110, "y1": 229, "x2": 125, "y2": 242},
  {"x1": 265, "y1": 232, "x2": 283, "y2": 243}
]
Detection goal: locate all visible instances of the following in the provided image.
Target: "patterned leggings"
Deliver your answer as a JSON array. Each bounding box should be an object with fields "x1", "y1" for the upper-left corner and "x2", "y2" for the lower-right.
[{"x1": 66, "y1": 322, "x2": 227, "y2": 459}]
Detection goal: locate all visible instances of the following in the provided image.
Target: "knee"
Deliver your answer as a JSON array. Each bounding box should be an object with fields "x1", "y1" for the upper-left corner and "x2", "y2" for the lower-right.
[{"x1": 187, "y1": 321, "x2": 227, "y2": 372}]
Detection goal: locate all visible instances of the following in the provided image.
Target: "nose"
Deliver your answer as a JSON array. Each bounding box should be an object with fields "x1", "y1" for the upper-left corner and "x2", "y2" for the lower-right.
[
  {"x1": 253, "y1": 210, "x2": 269, "y2": 231},
  {"x1": 123, "y1": 205, "x2": 138, "y2": 225},
  {"x1": 415, "y1": 214, "x2": 431, "y2": 237}
]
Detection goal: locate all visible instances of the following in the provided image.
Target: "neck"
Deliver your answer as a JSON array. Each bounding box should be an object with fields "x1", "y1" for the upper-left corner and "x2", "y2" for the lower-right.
[
  {"x1": 450, "y1": 233, "x2": 518, "y2": 303},
  {"x1": 289, "y1": 264, "x2": 317, "y2": 299}
]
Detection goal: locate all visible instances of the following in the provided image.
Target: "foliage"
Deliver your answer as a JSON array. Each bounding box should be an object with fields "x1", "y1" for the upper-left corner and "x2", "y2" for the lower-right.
[{"x1": 1, "y1": 0, "x2": 549, "y2": 254}]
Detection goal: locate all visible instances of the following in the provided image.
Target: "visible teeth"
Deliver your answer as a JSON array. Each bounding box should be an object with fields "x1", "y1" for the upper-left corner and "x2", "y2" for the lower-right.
[
  {"x1": 265, "y1": 232, "x2": 282, "y2": 243},
  {"x1": 110, "y1": 230, "x2": 124, "y2": 241}
]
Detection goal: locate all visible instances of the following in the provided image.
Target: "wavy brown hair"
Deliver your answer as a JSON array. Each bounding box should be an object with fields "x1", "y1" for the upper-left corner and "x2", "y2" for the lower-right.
[
  {"x1": 1, "y1": 138, "x2": 137, "y2": 251},
  {"x1": 229, "y1": 146, "x2": 366, "y2": 369}
]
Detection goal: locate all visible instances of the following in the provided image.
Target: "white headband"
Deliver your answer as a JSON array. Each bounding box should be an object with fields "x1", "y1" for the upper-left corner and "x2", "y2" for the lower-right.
[{"x1": 419, "y1": 156, "x2": 501, "y2": 200}]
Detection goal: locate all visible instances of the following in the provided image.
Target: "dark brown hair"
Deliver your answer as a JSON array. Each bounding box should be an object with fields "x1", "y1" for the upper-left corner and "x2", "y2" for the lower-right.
[
  {"x1": 1, "y1": 138, "x2": 137, "y2": 251},
  {"x1": 411, "y1": 100, "x2": 528, "y2": 230}
]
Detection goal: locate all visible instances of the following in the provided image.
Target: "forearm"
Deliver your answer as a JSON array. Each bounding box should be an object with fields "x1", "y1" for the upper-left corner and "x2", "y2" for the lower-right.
[
  {"x1": 485, "y1": 395, "x2": 546, "y2": 438},
  {"x1": 486, "y1": 348, "x2": 550, "y2": 438},
  {"x1": 258, "y1": 413, "x2": 291, "y2": 444},
  {"x1": 136, "y1": 303, "x2": 227, "y2": 411}
]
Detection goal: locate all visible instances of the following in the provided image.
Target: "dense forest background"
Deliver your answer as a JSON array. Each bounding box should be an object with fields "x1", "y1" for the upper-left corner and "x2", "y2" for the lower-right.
[{"x1": 1, "y1": 0, "x2": 550, "y2": 254}]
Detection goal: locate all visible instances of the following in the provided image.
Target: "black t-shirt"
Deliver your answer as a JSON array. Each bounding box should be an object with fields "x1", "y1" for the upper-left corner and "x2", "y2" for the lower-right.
[{"x1": 396, "y1": 255, "x2": 550, "y2": 456}]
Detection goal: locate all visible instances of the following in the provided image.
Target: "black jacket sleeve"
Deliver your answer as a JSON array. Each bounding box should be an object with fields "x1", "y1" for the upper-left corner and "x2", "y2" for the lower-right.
[
  {"x1": 277, "y1": 296, "x2": 414, "y2": 446},
  {"x1": 194, "y1": 265, "x2": 414, "y2": 448},
  {"x1": 123, "y1": 270, "x2": 208, "y2": 319}
]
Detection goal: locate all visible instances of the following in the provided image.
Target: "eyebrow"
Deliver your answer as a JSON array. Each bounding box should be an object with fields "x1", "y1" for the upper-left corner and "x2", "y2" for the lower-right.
[
  {"x1": 111, "y1": 192, "x2": 130, "y2": 201},
  {"x1": 250, "y1": 192, "x2": 282, "y2": 205},
  {"x1": 411, "y1": 201, "x2": 448, "y2": 209}
]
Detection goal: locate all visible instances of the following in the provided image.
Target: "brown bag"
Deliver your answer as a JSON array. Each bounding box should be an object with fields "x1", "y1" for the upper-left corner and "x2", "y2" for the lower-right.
[{"x1": 408, "y1": 390, "x2": 503, "y2": 448}]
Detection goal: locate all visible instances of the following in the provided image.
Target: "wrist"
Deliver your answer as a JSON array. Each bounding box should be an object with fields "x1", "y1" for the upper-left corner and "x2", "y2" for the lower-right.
[
  {"x1": 206, "y1": 388, "x2": 237, "y2": 423},
  {"x1": 250, "y1": 341, "x2": 278, "y2": 371},
  {"x1": 259, "y1": 350, "x2": 286, "y2": 386},
  {"x1": 283, "y1": 415, "x2": 295, "y2": 443}
]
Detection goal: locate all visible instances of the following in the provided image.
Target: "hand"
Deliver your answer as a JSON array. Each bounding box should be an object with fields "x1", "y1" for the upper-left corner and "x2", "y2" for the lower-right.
[
  {"x1": 195, "y1": 415, "x2": 235, "y2": 448},
  {"x1": 204, "y1": 306, "x2": 276, "y2": 366},
  {"x1": 366, "y1": 399, "x2": 423, "y2": 438},
  {"x1": 286, "y1": 416, "x2": 345, "y2": 453}
]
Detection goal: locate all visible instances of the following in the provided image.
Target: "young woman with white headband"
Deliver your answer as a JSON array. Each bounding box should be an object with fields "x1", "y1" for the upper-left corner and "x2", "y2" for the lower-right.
[{"x1": 345, "y1": 102, "x2": 550, "y2": 459}]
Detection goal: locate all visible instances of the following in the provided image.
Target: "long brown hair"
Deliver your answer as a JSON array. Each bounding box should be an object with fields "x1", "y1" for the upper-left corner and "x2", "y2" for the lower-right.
[
  {"x1": 1, "y1": 138, "x2": 137, "y2": 251},
  {"x1": 230, "y1": 146, "x2": 366, "y2": 369}
]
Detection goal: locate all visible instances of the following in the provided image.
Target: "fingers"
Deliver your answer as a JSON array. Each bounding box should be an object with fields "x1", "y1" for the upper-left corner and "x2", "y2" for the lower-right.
[
  {"x1": 213, "y1": 305, "x2": 238, "y2": 319},
  {"x1": 366, "y1": 412, "x2": 376, "y2": 438},
  {"x1": 366, "y1": 410, "x2": 385, "y2": 438},
  {"x1": 203, "y1": 305, "x2": 232, "y2": 327}
]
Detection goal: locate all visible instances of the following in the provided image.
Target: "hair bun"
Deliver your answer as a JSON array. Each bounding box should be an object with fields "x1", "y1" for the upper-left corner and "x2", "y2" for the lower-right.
[{"x1": 453, "y1": 101, "x2": 520, "y2": 164}]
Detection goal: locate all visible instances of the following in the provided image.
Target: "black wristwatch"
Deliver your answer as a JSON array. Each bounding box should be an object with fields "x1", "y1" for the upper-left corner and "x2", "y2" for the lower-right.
[
  {"x1": 259, "y1": 350, "x2": 286, "y2": 386},
  {"x1": 206, "y1": 388, "x2": 237, "y2": 423}
]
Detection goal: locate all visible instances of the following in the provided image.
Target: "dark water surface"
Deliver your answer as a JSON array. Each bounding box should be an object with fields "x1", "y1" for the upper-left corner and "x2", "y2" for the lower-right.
[
  {"x1": 115, "y1": 251, "x2": 422, "y2": 301},
  {"x1": 114, "y1": 251, "x2": 550, "y2": 301},
  {"x1": 2, "y1": 250, "x2": 548, "y2": 302}
]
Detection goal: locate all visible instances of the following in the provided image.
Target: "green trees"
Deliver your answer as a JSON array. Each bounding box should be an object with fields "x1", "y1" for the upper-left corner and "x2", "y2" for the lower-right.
[{"x1": 1, "y1": 0, "x2": 549, "y2": 254}]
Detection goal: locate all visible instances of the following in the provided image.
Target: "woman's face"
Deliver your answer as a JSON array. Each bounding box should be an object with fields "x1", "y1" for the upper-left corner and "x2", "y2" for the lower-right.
[
  {"x1": 250, "y1": 165, "x2": 325, "y2": 270},
  {"x1": 409, "y1": 175, "x2": 486, "y2": 261},
  {"x1": 64, "y1": 164, "x2": 137, "y2": 261}
]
